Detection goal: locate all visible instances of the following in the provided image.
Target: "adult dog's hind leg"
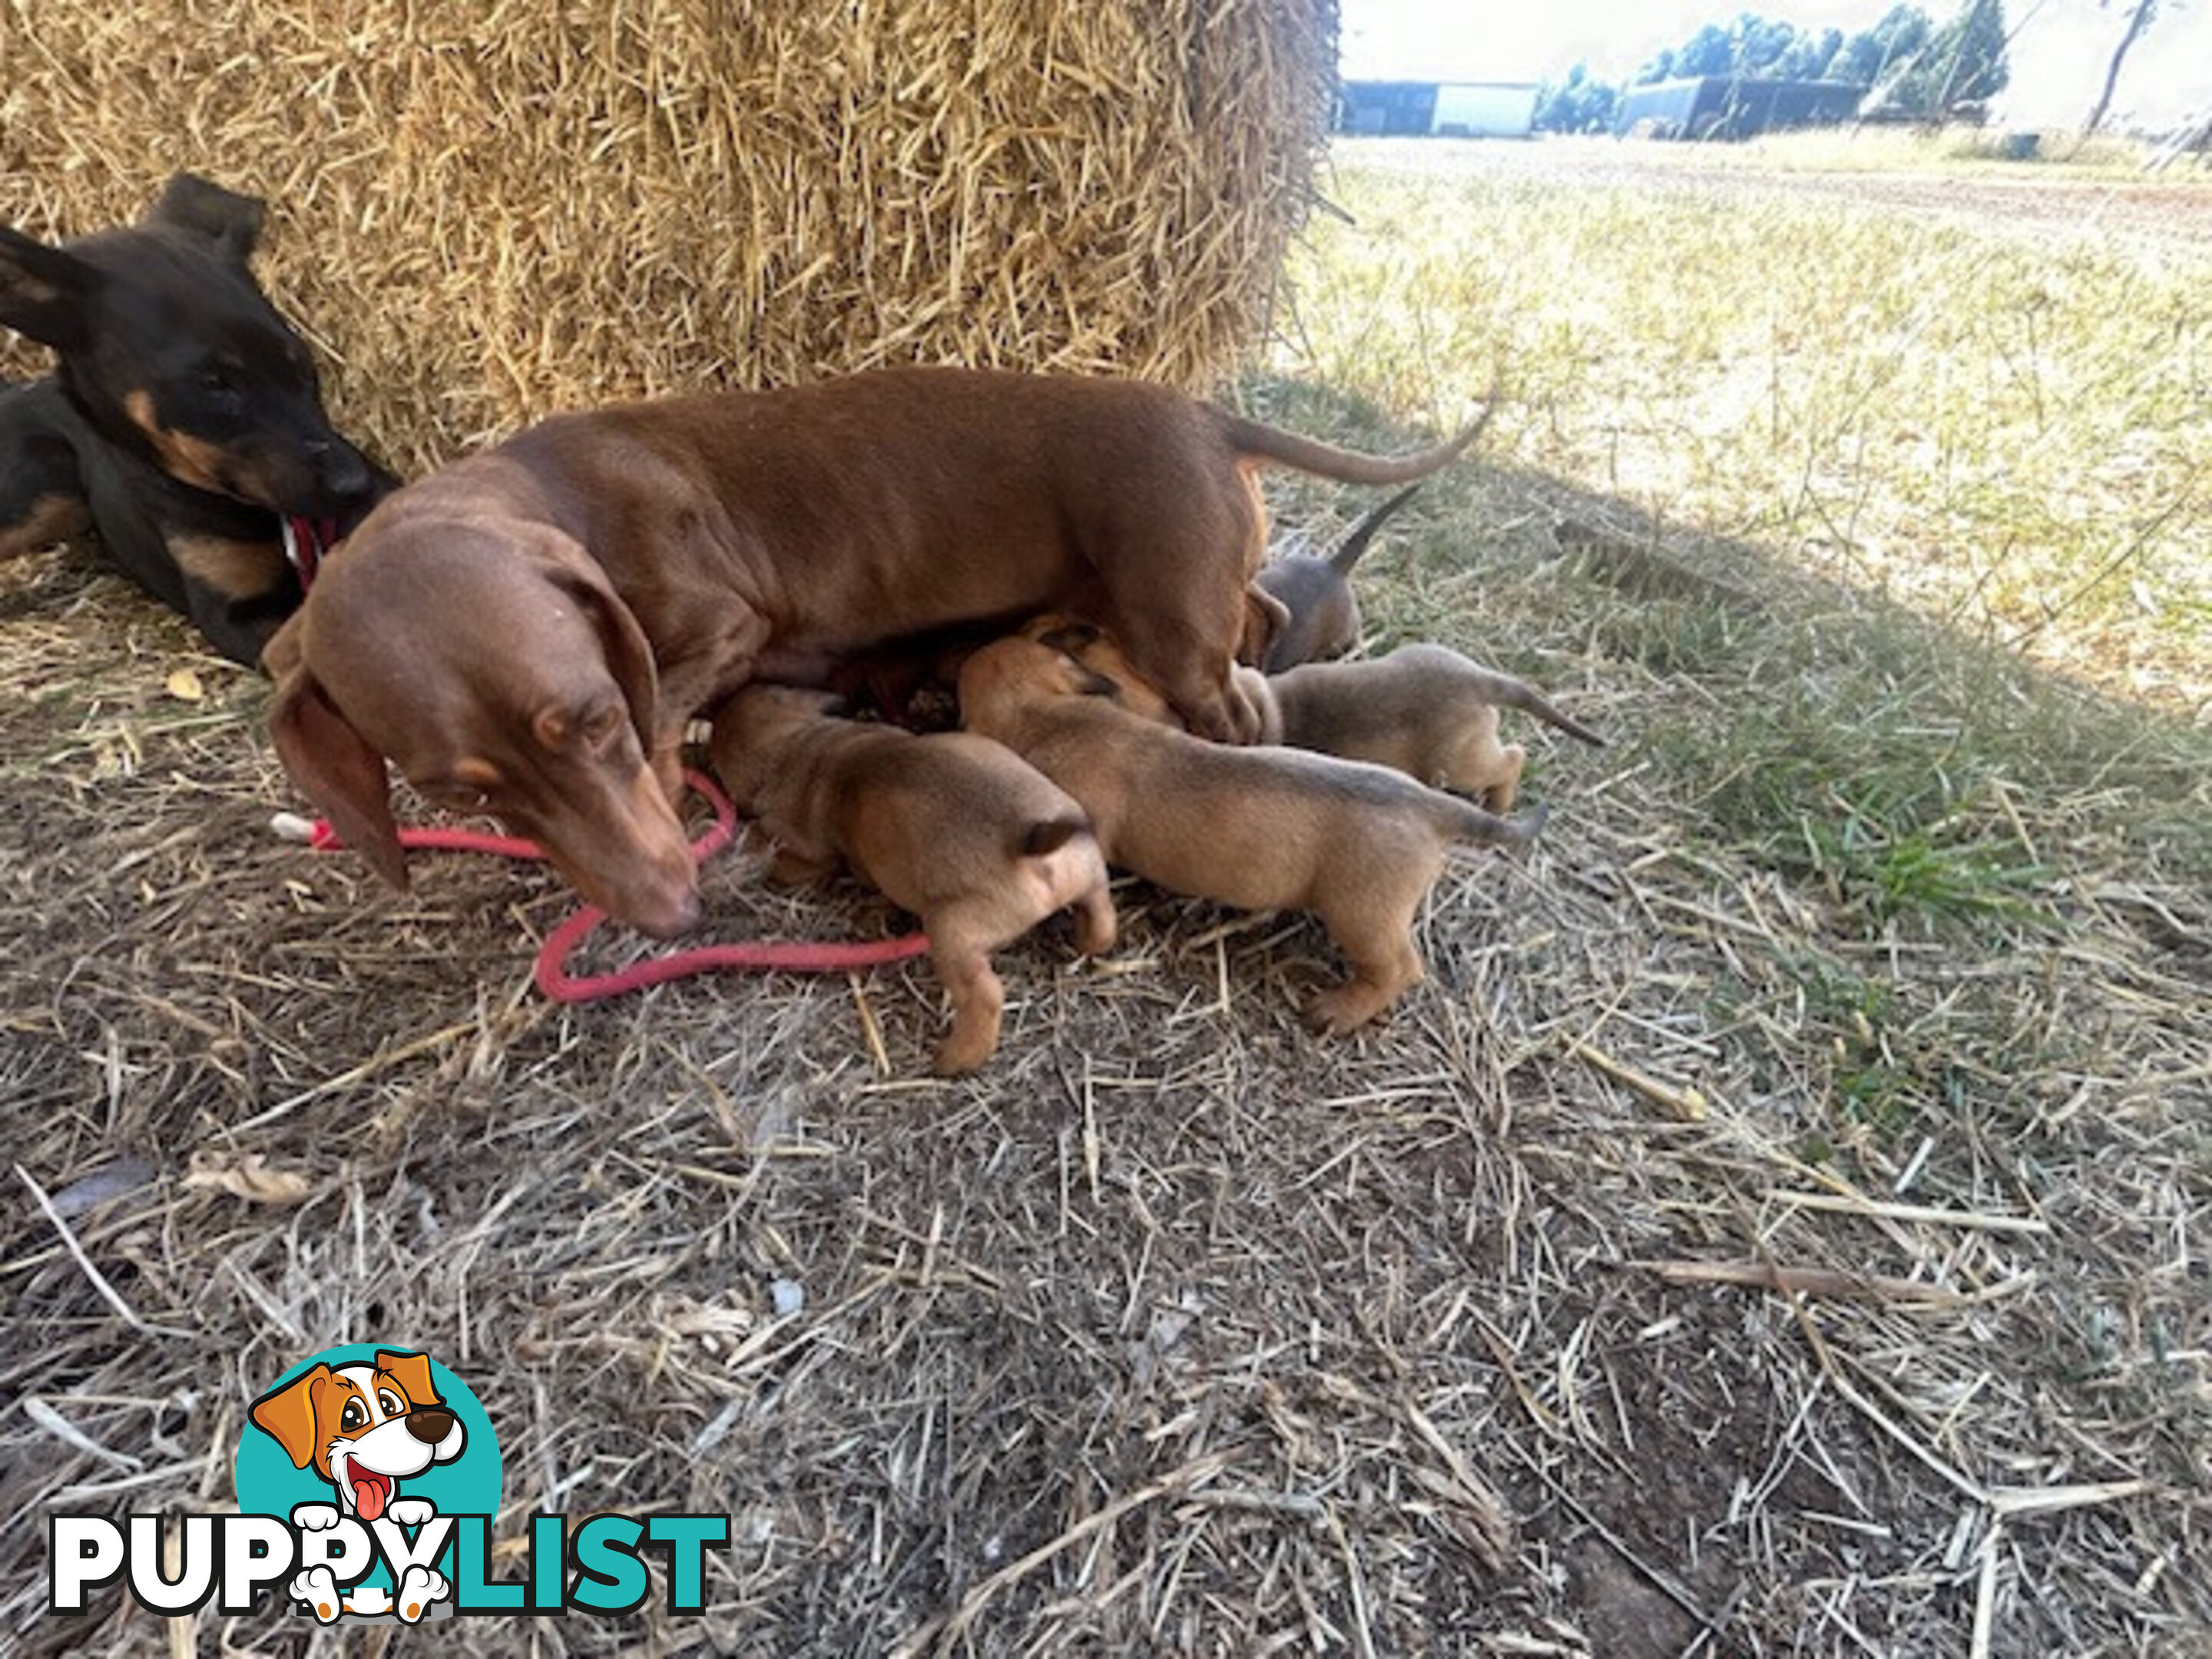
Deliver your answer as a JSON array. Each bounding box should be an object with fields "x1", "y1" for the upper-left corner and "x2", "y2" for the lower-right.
[{"x1": 1101, "y1": 482, "x2": 1268, "y2": 743}]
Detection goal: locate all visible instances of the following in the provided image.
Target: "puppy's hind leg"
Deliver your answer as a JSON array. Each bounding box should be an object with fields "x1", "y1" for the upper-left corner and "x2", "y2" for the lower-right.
[
  {"x1": 924, "y1": 912, "x2": 1008, "y2": 1077},
  {"x1": 1479, "y1": 742, "x2": 1526, "y2": 814},
  {"x1": 1303, "y1": 893, "x2": 1427, "y2": 1036}
]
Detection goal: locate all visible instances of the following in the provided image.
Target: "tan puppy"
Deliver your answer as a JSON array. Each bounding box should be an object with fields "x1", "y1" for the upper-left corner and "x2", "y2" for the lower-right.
[
  {"x1": 1251, "y1": 483, "x2": 1422, "y2": 671},
  {"x1": 1239, "y1": 643, "x2": 1604, "y2": 812},
  {"x1": 1018, "y1": 614, "x2": 1177, "y2": 721},
  {"x1": 957, "y1": 637, "x2": 1545, "y2": 1035},
  {"x1": 709, "y1": 684, "x2": 1116, "y2": 1075}
]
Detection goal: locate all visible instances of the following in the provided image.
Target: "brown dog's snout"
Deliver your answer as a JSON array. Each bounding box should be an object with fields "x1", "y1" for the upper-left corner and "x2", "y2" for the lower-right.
[
  {"x1": 404, "y1": 1407, "x2": 455, "y2": 1444},
  {"x1": 556, "y1": 846, "x2": 700, "y2": 939},
  {"x1": 541, "y1": 765, "x2": 704, "y2": 939},
  {"x1": 631, "y1": 879, "x2": 702, "y2": 939}
]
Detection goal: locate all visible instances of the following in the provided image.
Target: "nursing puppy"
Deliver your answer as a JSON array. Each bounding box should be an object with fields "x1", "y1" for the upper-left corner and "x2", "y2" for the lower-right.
[
  {"x1": 958, "y1": 636, "x2": 1545, "y2": 1035},
  {"x1": 1240, "y1": 643, "x2": 1604, "y2": 812},
  {"x1": 1252, "y1": 483, "x2": 1422, "y2": 671},
  {"x1": 708, "y1": 683, "x2": 1115, "y2": 1075}
]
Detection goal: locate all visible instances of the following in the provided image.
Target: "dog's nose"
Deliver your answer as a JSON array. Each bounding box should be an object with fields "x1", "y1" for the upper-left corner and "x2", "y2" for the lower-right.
[
  {"x1": 319, "y1": 447, "x2": 373, "y2": 500},
  {"x1": 405, "y1": 1408, "x2": 456, "y2": 1444},
  {"x1": 634, "y1": 883, "x2": 703, "y2": 940}
]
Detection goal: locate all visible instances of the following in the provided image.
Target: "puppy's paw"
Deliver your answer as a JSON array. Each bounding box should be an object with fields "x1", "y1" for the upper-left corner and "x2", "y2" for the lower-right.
[
  {"x1": 290, "y1": 1502, "x2": 342, "y2": 1532},
  {"x1": 1302, "y1": 986, "x2": 1388, "y2": 1038},
  {"x1": 396, "y1": 1565, "x2": 450, "y2": 1623},
  {"x1": 1220, "y1": 677, "x2": 1269, "y2": 746},
  {"x1": 290, "y1": 1565, "x2": 343, "y2": 1624},
  {"x1": 386, "y1": 1496, "x2": 435, "y2": 1528},
  {"x1": 931, "y1": 1032, "x2": 993, "y2": 1077},
  {"x1": 1069, "y1": 892, "x2": 1118, "y2": 956}
]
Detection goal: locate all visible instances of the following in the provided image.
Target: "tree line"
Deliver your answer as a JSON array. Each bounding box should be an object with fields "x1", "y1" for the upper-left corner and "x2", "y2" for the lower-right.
[{"x1": 1535, "y1": 2, "x2": 2013, "y2": 134}]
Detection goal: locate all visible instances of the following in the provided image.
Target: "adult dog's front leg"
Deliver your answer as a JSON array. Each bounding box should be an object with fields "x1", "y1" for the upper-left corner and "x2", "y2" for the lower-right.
[{"x1": 651, "y1": 607, "x2": 775, "y2": 799}]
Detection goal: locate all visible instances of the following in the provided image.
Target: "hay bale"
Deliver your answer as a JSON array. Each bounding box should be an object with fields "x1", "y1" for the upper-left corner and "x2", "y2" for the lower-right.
[{"x1": 0, "y1": 0, "x2": 1337, "y2": 476}]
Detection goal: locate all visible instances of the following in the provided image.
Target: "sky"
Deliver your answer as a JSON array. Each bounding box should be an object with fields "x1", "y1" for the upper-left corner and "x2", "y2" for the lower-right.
[{"x1": 1339, "y1": 0, "x2": 2212, "y2": 127}]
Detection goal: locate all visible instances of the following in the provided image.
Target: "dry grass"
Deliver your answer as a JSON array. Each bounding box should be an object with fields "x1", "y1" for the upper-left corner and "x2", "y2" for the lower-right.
[
  {"x1": 4, "y1": 144, "x2": 2210, "y2": 1657},
  {"x1": 1288, "y1": 138, "x2": 2212, "y2": 710},
  {"x1": 0, "y1": 0, "x2": 1336, "y2": 471},
  {"x1": 1674, "y1": 124, "x2": 2164, "y2": 177}
]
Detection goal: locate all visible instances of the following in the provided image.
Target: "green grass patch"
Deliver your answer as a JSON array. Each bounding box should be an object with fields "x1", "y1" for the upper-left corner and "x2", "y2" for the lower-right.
[
  {"x1": 1270, "y1": 144, "x2": 2212, "y2": 909},
  {"x1": 1285, "y1": 147, "x2": 2211, "y2": 703}
]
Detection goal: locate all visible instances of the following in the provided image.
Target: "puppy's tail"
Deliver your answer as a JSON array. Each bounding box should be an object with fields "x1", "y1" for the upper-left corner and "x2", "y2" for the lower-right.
[
  {"x1": 1442, "y1": 797, "x2": 1549, "y2": 850},
  {"x1": 1221, "y1": 397, "x2": 1495, "y2": 487},
  {"x1": 1464, "y1": 668, "x2": 1605, "y2": 747},
  {"x1": 1328, "y1": 484, "x2": 1422, "y2": 575},
  {"x1": 1018, "y1": 815, "x2": 1091, "y2": 860}
]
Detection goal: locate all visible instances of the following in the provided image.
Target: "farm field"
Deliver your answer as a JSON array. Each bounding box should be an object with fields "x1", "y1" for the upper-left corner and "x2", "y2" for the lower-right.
[{"x1": 2, "y1": 136, "x2": 2208, "y2": 1655}]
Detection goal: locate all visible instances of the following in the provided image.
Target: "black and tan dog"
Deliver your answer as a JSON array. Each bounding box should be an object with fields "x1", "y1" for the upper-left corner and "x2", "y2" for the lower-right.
[
  {"x1": 1240, "y1": 643, "x2": 1604, "y2": 812},
  {"x1": 0, "y1": 174, "x2": 392, "y2": 665},
  {"x1": 957, "y1": 634, "x2": 1545, "y2": 1035},
  {"x1": 709, "y1": 682, "x2": 1116, "y2": 1075}
]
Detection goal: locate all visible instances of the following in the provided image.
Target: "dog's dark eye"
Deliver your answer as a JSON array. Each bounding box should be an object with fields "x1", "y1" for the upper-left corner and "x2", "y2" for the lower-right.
[
  {"x1": 199, "y1": 368, "x2": 237, "y2": 396},
  {"x1": 581, "y1": 706, "x2": 624, "y2": 747},
  {"x1": 378, "y1": 1389, "x2": 405, "y2": 1416},
  {"x1": 339, "y1": 1399, "x2": 366, "y2": 1431}
]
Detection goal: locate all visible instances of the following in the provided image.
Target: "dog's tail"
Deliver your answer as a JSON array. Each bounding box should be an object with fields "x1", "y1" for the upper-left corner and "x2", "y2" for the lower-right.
[
  {"x1": 1222, "y1": 396, "x2": 1495, "y2": 487},
  {"x1": 1440, "y1": 797, "x2": 1550, "y2": 849},
  {"x1": 1328, "y1": 485, "x2": 1422, "y2": 575},
  {"x1": 1460, "y1": 667, "x2": 1606, "y2": 747},
  {"x1": 1018, "y1": 815, "x2": 1091, "y2": 860}
]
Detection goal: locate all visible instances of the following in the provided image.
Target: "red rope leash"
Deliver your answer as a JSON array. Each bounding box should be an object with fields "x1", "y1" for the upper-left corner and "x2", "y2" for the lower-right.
[
  {"x1": 275, "y1": 768, "x2": 930, "y2": 1002},
  {"x1": 534, "y1": 902, "x2": 932, "y2": 1002}
]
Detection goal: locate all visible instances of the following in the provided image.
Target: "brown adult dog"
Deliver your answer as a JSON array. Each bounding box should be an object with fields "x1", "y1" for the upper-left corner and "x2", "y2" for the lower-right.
[
  {"x1": 267, "y1": 368, "x2": 1482, "y2": 936},
  {"x1": 1240, "y1": 643, "x2": 1604, "y2": 812},
  {"x1": 1251, "y1": 483, "x2": 1421, "y2": 671},
  {"x1": 708, "y1": 683, "x2": 1115, "y2": 1075},
  {"x1": 957, "y1": 635, "x2": 1545, "y2": 1035}
]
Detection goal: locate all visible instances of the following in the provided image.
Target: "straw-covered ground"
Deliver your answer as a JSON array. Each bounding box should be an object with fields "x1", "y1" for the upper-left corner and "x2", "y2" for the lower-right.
[{"x1": 5, "y1": 140, "x2": 2209, "y2": 1655}]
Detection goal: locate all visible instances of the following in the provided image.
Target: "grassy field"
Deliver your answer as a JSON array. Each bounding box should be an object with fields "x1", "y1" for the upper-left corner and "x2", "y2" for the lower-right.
[
  {"x1": 1277, "y1": 137, "x2": 2210, "y2": 895},
  {"x1": 2, "y1": 137, "x2": 2207, "y2": 1657},
  {"x1": 1251, "y1": 135, "x2": 2212, "y2": 1651}
]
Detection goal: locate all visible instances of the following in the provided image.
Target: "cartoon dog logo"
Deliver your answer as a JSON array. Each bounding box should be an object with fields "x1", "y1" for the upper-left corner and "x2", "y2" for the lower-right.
[{"x1": 248, "y1": 1349, "x2": 463, "y2": 1622}]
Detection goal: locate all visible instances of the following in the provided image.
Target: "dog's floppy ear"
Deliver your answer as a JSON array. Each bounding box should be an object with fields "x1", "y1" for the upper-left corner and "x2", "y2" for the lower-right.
[
  {"x1": 147, "y1": 173, "x2": 265, "y2": 263},
  {"x1": 1237, "y1": 584, "x2": 1289, "y2": 668},
  {"x1": 250, "y1": 1364, "x2": 332, "y2": 1470},
  {"x1": 0, "y1": 225, "x2": 98, "y2": 351},
  {"x1": 1031, "y1": 620, "x2": 1101, "y2": 654},
  {"x1": 269, "y1": 666, "x2": 409, "y2": 889},
  {"x1": 375, "y1": 1350, "x2": 443, "y2": 1409},
  {"x1": 1070, "y1": 661, "x2": 1122, "y2": 700},
  {"x1": 548, "y1": 565, "x2": 660, "y2": 746},
  {"x1": 259, "y1": 613, "x2": 306, "y2": 682}
]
